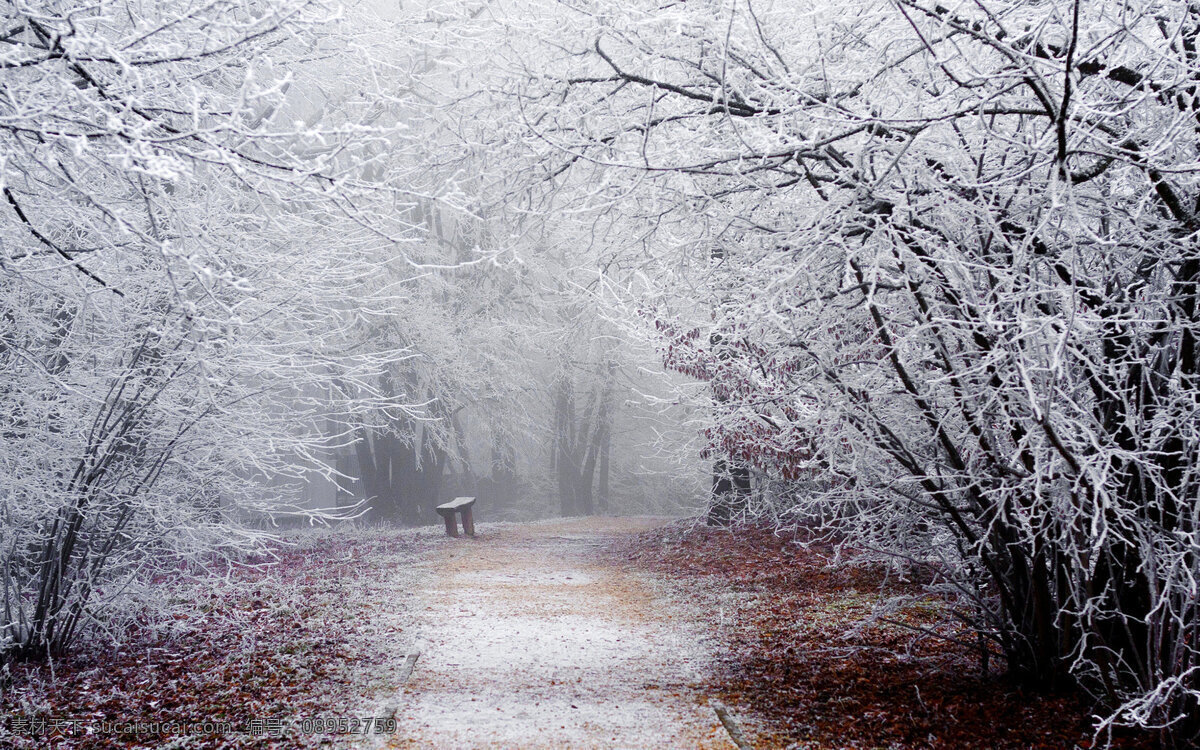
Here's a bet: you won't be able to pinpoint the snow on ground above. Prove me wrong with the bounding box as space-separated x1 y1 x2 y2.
379 516 730 749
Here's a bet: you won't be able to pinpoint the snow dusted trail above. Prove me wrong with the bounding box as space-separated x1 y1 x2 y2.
382 516 729 749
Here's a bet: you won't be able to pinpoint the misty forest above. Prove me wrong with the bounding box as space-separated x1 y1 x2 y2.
1 0 1199 748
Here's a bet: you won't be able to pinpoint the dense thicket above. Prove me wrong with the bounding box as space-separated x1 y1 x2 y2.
511 0 1200 743
0 0 426 660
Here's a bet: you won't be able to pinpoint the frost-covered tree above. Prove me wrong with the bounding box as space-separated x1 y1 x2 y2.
0 0 445 659
504 0 1200 743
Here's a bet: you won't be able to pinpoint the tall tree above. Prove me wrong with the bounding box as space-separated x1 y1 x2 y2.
0 0 439 659
503 0 1200 742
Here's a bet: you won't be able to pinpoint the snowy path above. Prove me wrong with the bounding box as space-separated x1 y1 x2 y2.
382 517 729 749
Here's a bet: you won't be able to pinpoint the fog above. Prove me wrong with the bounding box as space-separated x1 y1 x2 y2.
3 0 1199 745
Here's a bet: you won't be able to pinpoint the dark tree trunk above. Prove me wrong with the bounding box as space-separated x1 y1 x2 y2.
596 421 610 513
351 424 446 525
555 377 581 516
554 368 616 517
708 459 750 526
706 320 749 525
352 427 384 522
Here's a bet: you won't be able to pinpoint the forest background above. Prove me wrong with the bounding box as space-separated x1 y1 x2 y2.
1 0 1198 745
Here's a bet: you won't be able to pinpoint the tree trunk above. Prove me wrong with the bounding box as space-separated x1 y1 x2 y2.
555 377 581 516
708 459 750 526
596 423 610 513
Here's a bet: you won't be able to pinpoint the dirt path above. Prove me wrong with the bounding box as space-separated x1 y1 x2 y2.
383 517 729 749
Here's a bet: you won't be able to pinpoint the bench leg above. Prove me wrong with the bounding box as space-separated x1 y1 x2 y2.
461 507 475 537
441 512 459 537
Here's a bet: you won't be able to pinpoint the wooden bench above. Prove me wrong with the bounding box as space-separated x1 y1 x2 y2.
435 496 476 537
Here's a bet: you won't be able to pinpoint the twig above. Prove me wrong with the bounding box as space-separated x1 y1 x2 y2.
4 187 124 296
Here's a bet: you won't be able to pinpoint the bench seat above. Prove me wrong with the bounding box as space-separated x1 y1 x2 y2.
435 496 476 537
